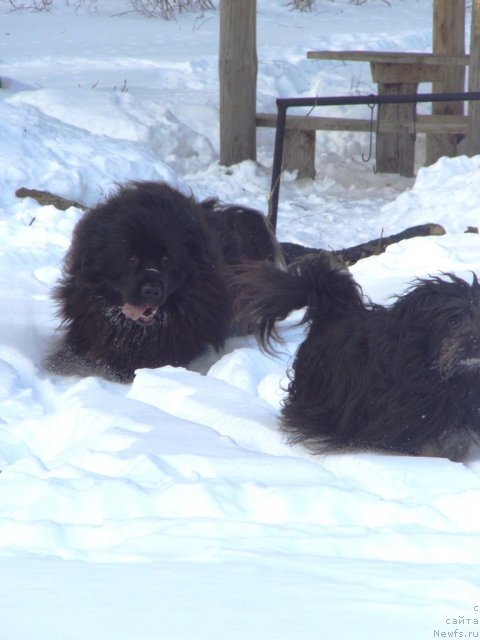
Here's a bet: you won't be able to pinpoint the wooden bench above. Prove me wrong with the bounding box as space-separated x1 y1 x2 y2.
260 50 470 178
309 51 470 177
256 111 469 179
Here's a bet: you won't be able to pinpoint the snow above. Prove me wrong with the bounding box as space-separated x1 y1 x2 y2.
1 0 480 638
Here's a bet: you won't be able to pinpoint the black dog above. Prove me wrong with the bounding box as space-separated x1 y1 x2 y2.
238 253 480 461
45 181 283 382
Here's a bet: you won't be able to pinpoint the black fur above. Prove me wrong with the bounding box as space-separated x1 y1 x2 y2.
238 254 480 461
45 181 281 382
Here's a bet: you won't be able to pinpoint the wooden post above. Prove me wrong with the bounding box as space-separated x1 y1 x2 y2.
374 81 417 177
426 0 466 165
283 130 316 178
468 0 480 155
219 0 257 166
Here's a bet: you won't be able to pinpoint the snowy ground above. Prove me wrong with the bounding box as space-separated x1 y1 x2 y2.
1 1 480 638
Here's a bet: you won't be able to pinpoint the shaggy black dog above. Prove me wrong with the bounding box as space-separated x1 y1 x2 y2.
238 253 480 461
45 181 283 382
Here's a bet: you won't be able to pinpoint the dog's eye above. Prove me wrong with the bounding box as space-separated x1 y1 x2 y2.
160 256 169 265
129 255 139 266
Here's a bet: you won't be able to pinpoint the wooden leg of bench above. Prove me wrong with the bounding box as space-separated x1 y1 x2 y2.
283 130 316 179
375 83 416 178
397 85 416 178
375 86 400 174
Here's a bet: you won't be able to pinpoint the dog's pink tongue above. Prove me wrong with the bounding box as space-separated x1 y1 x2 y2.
121 303 149 321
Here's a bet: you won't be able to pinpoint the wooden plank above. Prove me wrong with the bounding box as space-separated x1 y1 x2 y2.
370 62 445 84
426 0 466 165
256 113 373 131
219 0 257 166
416 115 469 133
468 0 480 155
256 113 468 134
307 50 469 66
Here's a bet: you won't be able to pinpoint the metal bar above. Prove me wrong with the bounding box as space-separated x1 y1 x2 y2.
267 103 287 231
276 90 480 109
267 91 480 230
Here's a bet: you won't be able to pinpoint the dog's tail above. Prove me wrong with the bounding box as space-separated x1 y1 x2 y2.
235 252 364 351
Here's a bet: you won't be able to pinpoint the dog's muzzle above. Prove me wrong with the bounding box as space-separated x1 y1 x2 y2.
458 336 480 368
458 357 480 370
120 269 167 325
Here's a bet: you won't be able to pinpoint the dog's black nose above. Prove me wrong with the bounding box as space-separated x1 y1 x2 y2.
141 282 163 305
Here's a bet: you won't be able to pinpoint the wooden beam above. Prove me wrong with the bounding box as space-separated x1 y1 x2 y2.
426 0 466 165
307 50 469 66
256 113 469 134
219 0 257 166
468 0 480 155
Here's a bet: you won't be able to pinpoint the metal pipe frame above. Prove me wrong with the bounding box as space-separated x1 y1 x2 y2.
267 91 480 231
